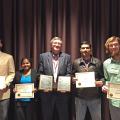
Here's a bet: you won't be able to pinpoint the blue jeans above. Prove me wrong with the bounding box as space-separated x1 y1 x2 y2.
0 99 9 120
75 97 101 120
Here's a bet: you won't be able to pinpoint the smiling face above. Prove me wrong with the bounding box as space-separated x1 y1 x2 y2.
51 37 62 55
21 58 31 71
108 40 120 57
80 43 91 59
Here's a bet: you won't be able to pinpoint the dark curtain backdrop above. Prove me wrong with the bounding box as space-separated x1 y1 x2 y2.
1 0 120 120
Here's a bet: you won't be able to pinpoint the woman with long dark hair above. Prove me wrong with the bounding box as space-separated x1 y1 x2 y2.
12 57 38 120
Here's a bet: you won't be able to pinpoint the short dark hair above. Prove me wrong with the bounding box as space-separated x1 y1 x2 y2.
0 39 4 44
0 39 4 51
80 41 91 48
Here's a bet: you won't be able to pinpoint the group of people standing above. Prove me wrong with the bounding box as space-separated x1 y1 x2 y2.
0 36 120 120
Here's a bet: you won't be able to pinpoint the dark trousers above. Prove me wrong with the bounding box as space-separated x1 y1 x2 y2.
40 92 70 120
14 101 37 120
109 103 120 120
0 99 9 120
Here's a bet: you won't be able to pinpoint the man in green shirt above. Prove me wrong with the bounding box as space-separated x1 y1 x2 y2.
103 36 120 120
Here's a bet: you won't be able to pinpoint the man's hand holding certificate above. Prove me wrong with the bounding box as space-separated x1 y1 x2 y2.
107 82 120 100
75 72 95 88
39 75 53 91
57 76 71 92
15 83 34 99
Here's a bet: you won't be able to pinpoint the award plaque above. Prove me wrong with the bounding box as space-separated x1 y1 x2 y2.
39 75 53 91
0 76 6 89
75 72 95 88
107 82 120 100
15 83 34 99
57 76 71 92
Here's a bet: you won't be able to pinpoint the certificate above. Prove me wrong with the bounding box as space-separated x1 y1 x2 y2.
39 75 53 91
15 83 34 99
57 76 71 92
107 82 120 100
75 72 95 88
0 76 6 89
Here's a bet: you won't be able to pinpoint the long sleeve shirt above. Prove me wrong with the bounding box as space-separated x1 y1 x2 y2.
104 58 120 108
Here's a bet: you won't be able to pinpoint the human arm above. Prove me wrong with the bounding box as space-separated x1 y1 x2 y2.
95 59 104 87
5 55 15 87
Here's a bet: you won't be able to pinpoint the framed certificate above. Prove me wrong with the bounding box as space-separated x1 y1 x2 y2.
57 76 71 92
75 72 95 88
39 75 53 91
0 76 6 89
107 82 120 100
15 83 34 99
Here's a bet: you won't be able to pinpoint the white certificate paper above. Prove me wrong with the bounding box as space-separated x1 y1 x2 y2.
75 72 95 88
57 76 71 92
15 83 34 99
107 82 120 100
0 76 6 89
39 75 53 91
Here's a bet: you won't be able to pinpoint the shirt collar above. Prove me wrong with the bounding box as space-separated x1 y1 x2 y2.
80 57 96 66
111 57 120 63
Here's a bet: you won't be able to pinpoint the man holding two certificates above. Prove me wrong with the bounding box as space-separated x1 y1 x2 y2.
38 37 72 120
103 36 120 120
72 41 104 120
